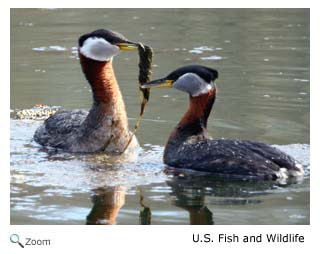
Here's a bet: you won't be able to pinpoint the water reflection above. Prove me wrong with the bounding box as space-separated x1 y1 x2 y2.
139 192 152 225
164 169 301 225
168 178 214 225
86 186 126 225
86 186 152 225
85 169 299 225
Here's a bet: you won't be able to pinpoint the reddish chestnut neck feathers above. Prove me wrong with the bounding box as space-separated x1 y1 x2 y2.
166 87 216 145
179 88 216 128
80 54 124 104
78 53 131 144
79 53 128 117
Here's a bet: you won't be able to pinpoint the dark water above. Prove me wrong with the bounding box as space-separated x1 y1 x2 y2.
10 9 310 224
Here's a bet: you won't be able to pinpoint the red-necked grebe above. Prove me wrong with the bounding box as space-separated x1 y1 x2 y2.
142 65 304 180
34 29 140 153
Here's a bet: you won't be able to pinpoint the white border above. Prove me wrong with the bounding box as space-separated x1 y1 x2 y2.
2 1 318 253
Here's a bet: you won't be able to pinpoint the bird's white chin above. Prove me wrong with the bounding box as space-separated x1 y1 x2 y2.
80 37 120 61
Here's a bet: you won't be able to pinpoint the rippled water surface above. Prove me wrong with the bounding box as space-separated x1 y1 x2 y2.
11 9 310 224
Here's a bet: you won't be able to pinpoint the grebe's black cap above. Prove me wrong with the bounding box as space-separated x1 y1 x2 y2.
78 29 139 50
166 65 218 84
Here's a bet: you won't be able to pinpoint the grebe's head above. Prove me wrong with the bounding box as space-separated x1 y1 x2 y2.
142 65 218 97
78 29 138 62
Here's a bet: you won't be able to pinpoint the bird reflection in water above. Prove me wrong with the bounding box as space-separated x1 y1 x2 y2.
172 189 214 225
86 186 126 225
86 186 152 225
166 171 214 225
139 190 152 225
164 168 288 225
85 169 292 225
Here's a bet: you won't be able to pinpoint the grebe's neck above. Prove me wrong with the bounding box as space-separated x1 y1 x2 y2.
80 53 128 120
80 54 124 105
77 54 132 152
167 88 216 145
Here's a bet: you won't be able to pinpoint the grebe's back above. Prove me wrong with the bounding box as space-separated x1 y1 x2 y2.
164 138 303 180
34 109 87 150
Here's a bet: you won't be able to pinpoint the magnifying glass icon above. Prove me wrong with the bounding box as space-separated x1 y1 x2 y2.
10 234 24 248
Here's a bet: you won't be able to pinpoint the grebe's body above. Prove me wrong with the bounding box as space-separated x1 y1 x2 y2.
143 65 304 180
34 29 139 153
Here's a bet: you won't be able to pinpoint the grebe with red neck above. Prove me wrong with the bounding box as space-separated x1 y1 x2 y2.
34 29 139 153
142 65 304 180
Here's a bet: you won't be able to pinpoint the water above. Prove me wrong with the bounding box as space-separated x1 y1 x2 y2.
10 9 310 224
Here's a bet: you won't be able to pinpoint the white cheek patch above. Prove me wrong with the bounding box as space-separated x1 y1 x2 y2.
80 37 120 61
173 73 212 97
